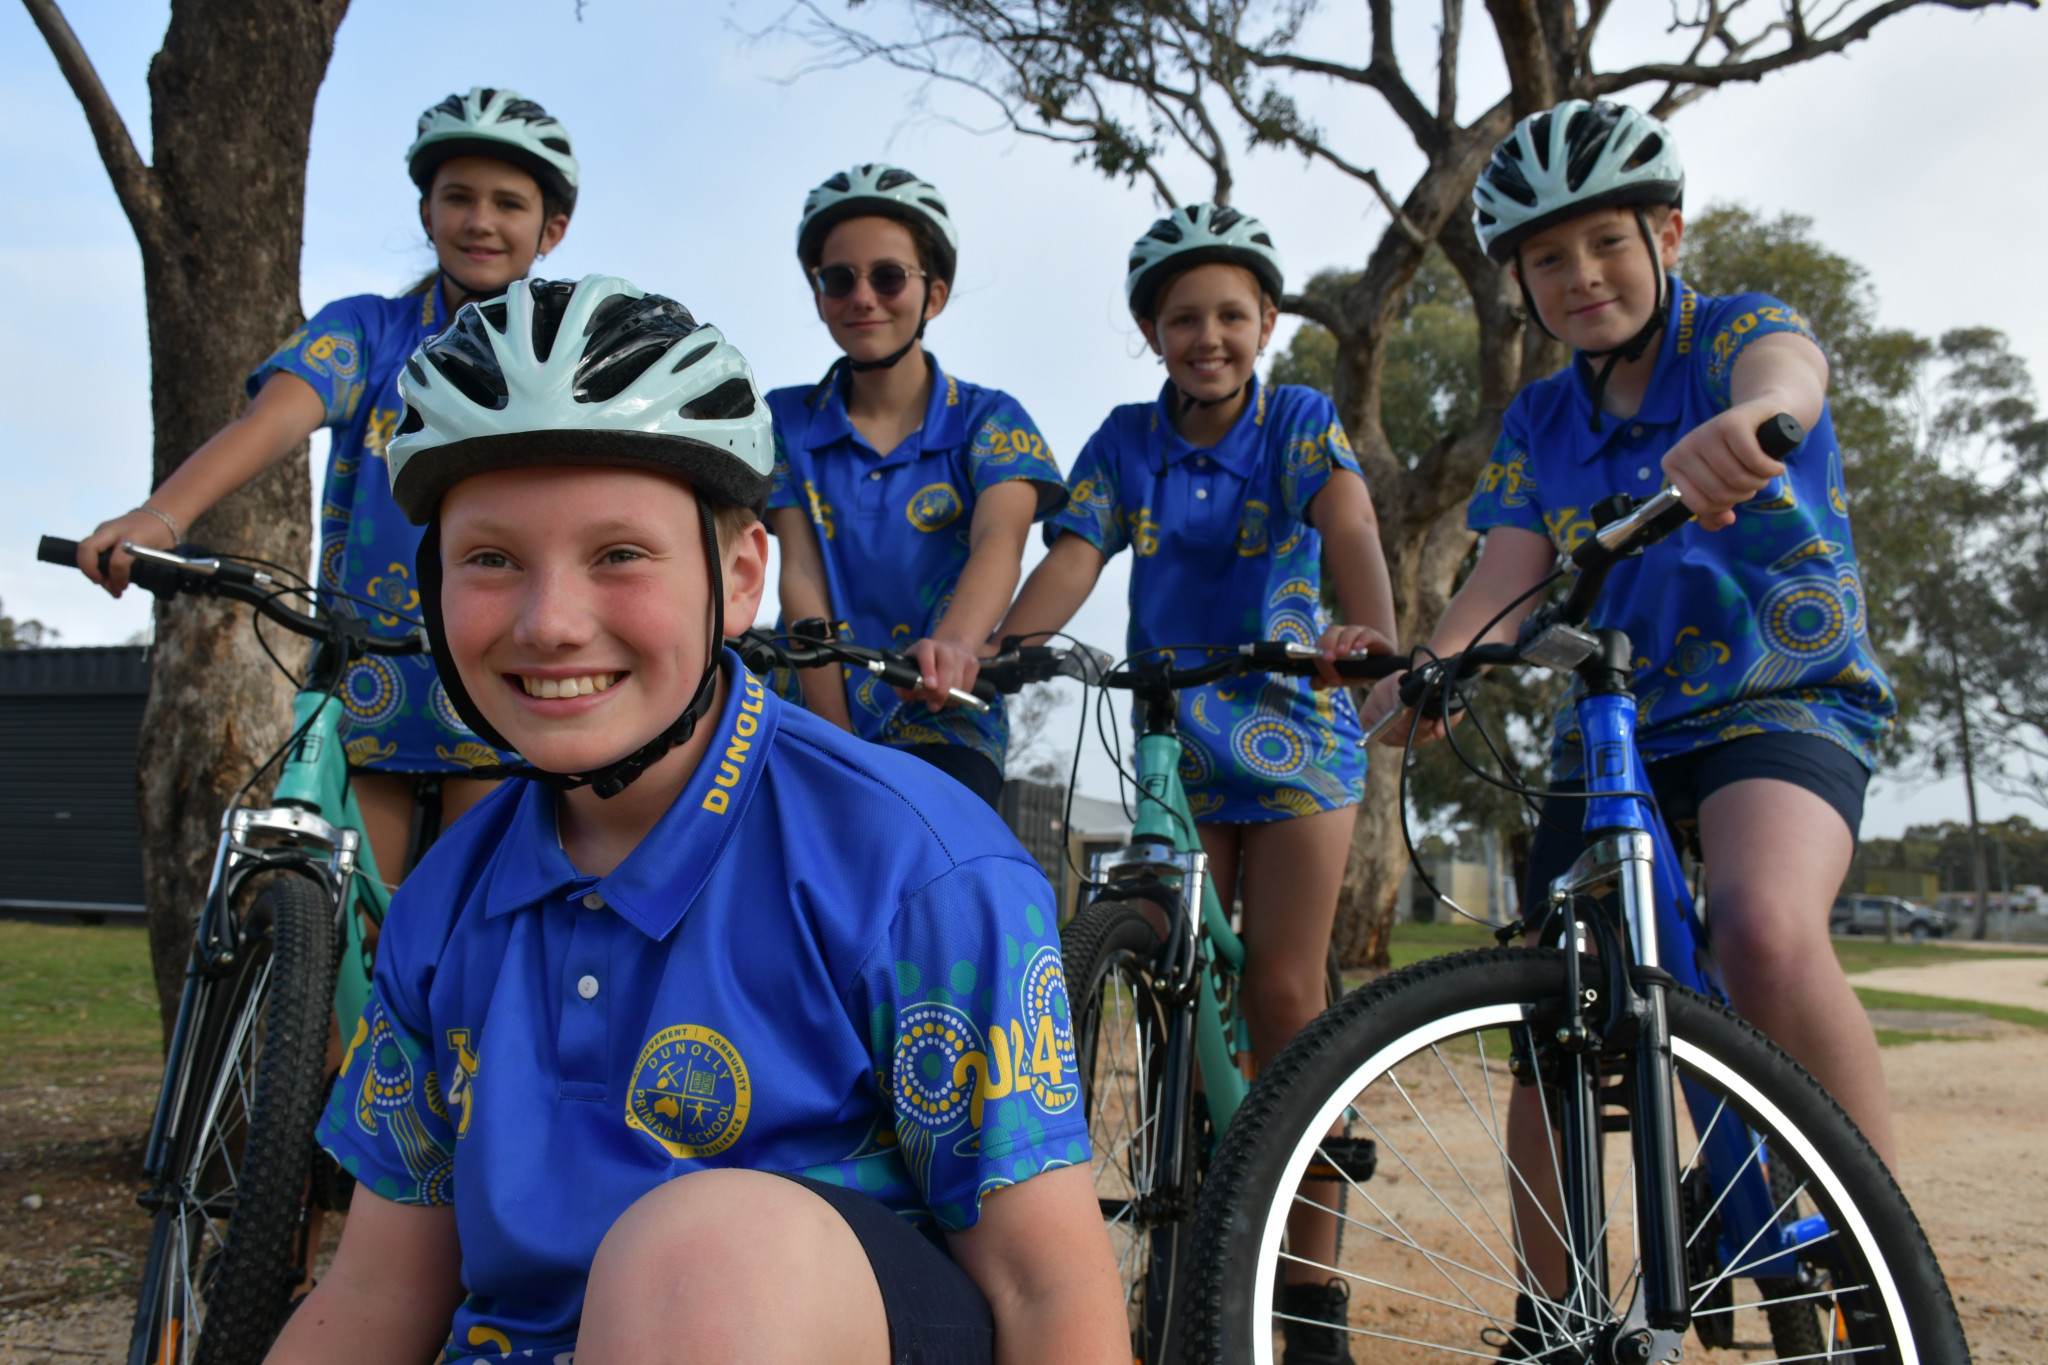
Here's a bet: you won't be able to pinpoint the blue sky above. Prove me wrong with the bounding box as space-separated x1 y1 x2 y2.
3 0 2043 834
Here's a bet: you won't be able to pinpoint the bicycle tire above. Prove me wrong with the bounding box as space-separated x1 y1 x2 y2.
128 875 337 1365
1180 948 1967 1365
1064 897 1198 1365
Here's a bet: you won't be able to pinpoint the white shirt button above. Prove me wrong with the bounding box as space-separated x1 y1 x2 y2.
1629 424 1646 439
869 470 882 481
577 974 600 1000
1638 468 1652 480
582 892 604 910
1197 456 1210 466
1195 488 1209 500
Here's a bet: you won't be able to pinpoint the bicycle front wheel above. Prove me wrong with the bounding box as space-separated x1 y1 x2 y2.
1181 948 1967 1365
129 875 337 1365
1065 897 1203 1365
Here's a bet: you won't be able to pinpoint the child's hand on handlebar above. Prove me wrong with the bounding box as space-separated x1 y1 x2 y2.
78 508 178 597
1661 401 1792 532
1313 623 1395 691
902 636 984 709
1357 669 1460 748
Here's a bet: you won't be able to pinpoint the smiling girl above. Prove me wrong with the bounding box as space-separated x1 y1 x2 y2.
77 87 579 882
764 165 1065 807
997 203 1398 1365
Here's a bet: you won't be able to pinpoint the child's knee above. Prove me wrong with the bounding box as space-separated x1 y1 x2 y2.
595 1169 828 1277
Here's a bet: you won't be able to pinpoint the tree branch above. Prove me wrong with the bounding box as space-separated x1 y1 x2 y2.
1247 47 1439 153
1281 290 1349 340
20 0 162 247
1438 0 1463 125
1599 0 2032 98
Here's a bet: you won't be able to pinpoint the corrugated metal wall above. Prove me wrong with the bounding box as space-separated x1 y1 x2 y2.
0 647 149 913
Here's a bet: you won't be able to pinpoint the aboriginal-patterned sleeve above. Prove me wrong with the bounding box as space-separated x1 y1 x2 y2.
965 396 1067 518
315 979 456 1207
245 296 371 429
1041 421 1128 557
1698 292 1818 412
1465 419 1549 539
1276 390 1366 522
848 854 1089 1233
766 419 801 513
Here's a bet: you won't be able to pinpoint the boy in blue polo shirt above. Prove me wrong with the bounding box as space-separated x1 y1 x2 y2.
766 165 1065 808
1359 100 1899 1345
267 276 1124 1365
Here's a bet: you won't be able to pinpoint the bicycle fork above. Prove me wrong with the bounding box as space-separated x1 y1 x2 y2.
1543 833 1689 1364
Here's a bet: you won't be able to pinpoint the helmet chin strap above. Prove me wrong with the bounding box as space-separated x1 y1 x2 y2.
1513 207 1669 433
452 497 729 800
845 277 933 372
438 268 510 310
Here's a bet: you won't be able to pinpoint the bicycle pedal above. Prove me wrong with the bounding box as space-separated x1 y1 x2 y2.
1305 1136 1377 1184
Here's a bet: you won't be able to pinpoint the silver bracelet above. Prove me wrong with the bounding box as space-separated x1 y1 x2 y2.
135 504 181 543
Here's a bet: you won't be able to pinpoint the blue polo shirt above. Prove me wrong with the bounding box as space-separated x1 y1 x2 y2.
1466 276 1896 780
248 284 512 775
1044 379 1369 823
766 356 1065 771
315 656 1085 1362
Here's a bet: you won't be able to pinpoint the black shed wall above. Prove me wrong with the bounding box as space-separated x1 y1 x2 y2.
0 647 150 914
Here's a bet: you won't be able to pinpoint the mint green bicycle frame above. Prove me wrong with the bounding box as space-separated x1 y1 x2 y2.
1125 727 1249 1139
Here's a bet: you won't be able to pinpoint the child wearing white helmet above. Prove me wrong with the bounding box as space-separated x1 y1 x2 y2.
269 276 1127 1365
1359 99 1898 1357
998 201 1400 1365
765 164 1066 808
76 86 581 886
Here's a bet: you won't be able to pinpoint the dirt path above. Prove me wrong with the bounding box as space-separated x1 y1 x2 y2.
1853 956 2048 1013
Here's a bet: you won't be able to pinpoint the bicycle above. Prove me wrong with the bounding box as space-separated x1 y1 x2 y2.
38 535 419 1365
899 631 1401 1365
1175 415 1969 1364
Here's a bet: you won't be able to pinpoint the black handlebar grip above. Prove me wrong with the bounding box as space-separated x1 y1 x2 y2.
1757 412 1804 460
1333 653 1409 682
127 556 184 599
37 536 81 567
970 677 999 704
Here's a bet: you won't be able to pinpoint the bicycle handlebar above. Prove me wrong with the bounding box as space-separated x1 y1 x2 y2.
734 627 999 712
36 535 423 656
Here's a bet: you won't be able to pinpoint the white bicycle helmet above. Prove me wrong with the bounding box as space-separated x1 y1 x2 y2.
1125 203 1285 320
1472 100 1682 264
797 163 959 284
390 275 770 799
407 86 579 212
389 275 771 524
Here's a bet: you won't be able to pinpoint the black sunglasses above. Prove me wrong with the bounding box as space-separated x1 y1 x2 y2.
811 262 927 300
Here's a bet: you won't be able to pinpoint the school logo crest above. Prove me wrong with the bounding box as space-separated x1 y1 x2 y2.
906 482 964 533
626 1025 752 1158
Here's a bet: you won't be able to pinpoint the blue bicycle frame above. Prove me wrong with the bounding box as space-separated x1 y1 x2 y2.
1568 689 1829 1303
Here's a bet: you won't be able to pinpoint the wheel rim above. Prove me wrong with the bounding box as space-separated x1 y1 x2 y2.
1243 1003 1919 1365
147 953 274 1365
1077 949 1167 1348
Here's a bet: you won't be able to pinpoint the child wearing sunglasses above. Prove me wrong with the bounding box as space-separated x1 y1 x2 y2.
763 165 1065 808
998 204 1398 1365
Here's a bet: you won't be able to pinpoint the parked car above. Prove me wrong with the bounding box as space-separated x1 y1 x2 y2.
1829 895 1954 941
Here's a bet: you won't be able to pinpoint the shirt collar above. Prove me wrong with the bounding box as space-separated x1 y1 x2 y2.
1566 275 1694 464
800 352 967 464
1152 375 1267 475
481 651 781 939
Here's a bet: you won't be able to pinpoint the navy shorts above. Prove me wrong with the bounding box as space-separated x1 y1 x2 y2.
1523 731 1870 909
900 744 1004 810
776 1174 994 1365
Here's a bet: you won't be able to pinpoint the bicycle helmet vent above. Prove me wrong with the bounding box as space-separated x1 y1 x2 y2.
1124 202 1285 320
1473 100 1682 264
407 86 580 213
388 275 772 523
797 163 959 284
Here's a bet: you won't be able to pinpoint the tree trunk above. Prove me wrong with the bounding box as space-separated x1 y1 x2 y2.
27 0 350 1036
